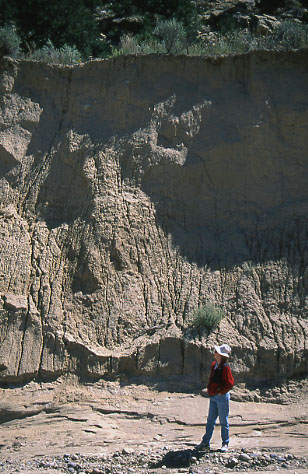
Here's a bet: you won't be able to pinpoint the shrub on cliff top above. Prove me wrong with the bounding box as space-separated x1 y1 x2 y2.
112 34 165 55
28 40 82 65
154 18 187 54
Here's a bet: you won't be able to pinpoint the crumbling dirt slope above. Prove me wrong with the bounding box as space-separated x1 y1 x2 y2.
0 51 308 385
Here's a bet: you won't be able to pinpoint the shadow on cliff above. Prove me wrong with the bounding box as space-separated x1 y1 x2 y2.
6 56 308 269
34 150 94 227
140 154 308 270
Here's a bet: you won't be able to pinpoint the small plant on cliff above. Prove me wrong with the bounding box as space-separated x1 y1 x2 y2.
153 18 187 54
114 34 142 55
0 25 21 58
27 40 82 65
113 33 165 56
191 303 225 331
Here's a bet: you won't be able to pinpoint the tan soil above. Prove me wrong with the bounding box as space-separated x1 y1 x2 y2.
0 378 307 472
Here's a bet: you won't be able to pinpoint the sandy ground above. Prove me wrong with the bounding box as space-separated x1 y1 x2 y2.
0 377 307 472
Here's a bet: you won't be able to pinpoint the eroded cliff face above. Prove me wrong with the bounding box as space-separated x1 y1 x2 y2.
0 51 308 385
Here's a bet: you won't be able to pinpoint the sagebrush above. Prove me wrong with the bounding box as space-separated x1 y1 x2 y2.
27 40 82 65
153 18 187 54
191 304 225 330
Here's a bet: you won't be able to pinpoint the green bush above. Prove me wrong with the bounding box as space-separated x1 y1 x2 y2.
28 40 81 65
0 25 20 58
191 303 225 331
154 18 187 54
56 44 82 64
271 20 308 49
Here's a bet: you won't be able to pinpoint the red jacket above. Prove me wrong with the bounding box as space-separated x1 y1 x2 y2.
207 361 234 396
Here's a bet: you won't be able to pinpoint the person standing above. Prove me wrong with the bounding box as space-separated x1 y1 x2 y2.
195 344 234 453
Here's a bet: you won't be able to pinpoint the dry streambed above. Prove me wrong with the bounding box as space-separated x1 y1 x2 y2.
0 378 307 474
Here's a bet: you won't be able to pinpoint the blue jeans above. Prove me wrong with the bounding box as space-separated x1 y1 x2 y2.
202 393 230 446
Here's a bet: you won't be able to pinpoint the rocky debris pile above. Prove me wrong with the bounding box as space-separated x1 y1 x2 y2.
158 447 307 472
222 450 304 471
0 447 307 473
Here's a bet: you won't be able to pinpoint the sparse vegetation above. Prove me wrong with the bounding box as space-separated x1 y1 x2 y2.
112 34 165 56
111 19 308 57
191 303 225 331
272 20 308 49
27 40 82 65
189 21 308 56
1 1 308 62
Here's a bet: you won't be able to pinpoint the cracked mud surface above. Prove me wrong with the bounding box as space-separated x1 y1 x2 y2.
0 378 307 473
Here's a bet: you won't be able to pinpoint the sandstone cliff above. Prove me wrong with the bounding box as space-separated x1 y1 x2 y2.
0 51 308 386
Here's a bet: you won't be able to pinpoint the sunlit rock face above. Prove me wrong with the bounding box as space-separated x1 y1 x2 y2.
0 51 307 385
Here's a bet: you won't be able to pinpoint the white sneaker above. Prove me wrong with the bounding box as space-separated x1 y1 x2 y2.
220 443 228 453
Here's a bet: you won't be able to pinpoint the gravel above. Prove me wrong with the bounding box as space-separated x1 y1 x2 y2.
0 446 307 473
